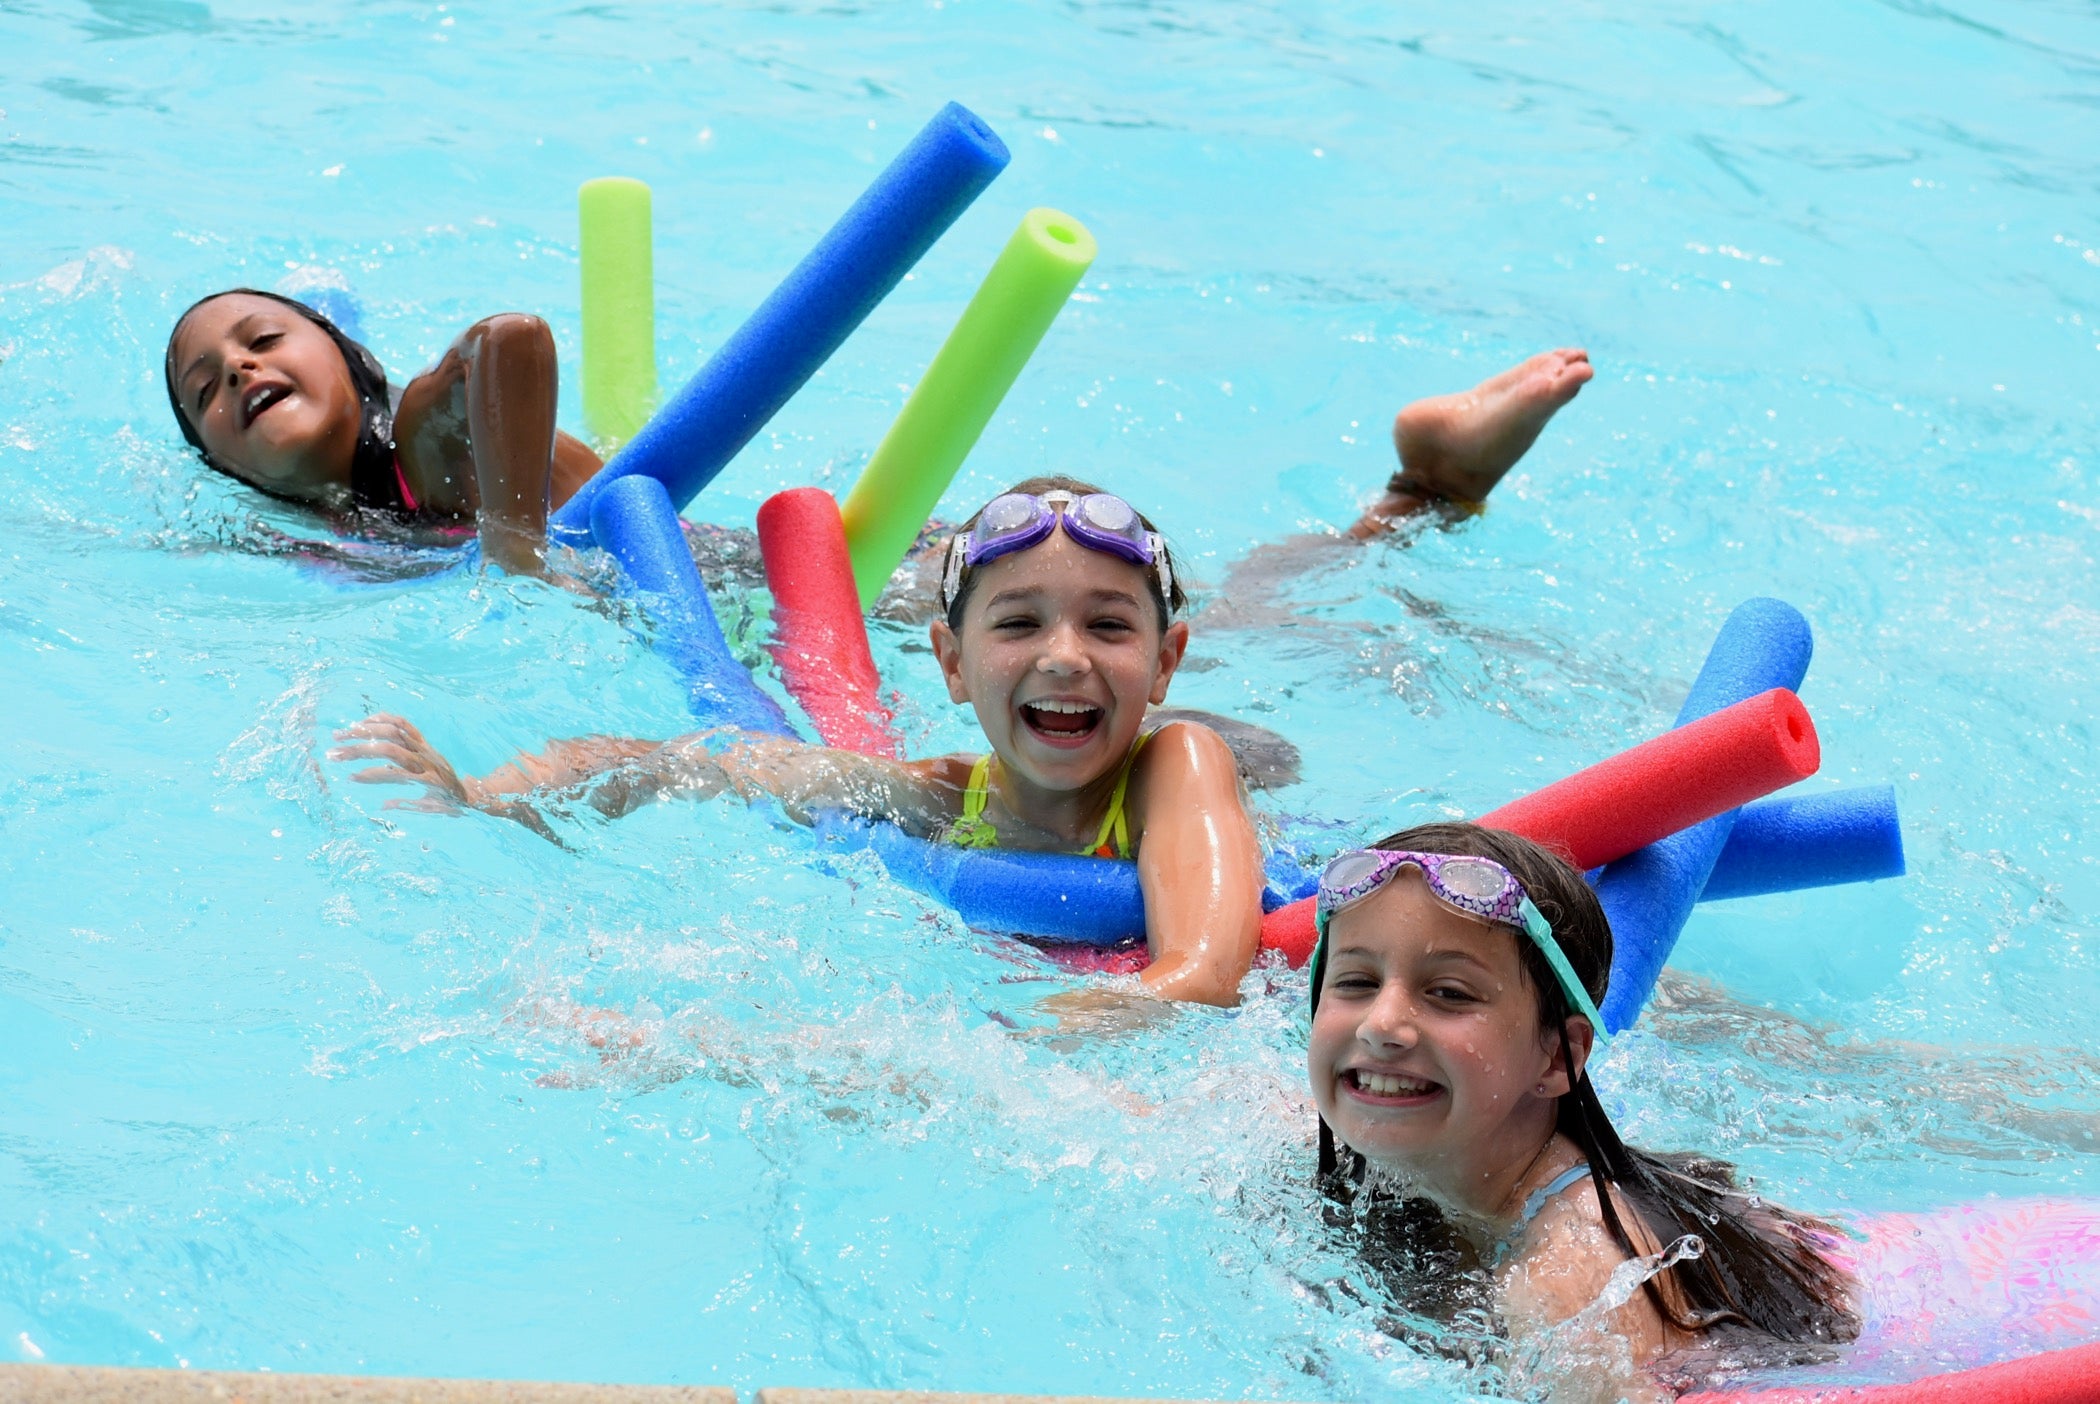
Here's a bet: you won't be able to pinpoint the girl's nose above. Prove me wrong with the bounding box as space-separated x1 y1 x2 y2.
1034 622 1091 675
1359 988 1420 1050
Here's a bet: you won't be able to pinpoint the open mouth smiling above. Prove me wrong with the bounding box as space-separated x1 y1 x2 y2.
1344 1068 1444 1103
1019 698 1104 746
241 383 292 428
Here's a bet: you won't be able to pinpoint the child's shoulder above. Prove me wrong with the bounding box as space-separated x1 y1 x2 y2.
1141 707 1300 792
1502 1175 1690 1362
1131 714 1241 786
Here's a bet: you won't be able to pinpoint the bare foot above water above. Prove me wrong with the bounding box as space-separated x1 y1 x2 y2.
1351 347 1593 538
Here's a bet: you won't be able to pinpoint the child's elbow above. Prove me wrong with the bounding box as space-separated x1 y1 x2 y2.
467 313 555 357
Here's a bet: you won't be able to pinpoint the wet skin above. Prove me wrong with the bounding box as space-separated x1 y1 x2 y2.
1309 871 1591 1218
169 295 366 508
170 294 602 573
930 530 1186 848
333 524 1267 1008
927 531 1265 1005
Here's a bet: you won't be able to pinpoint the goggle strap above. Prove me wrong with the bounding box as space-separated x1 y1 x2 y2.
1519 899 1609 1042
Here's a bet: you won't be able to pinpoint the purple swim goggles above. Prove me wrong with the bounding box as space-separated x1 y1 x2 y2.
1312 848 1608 1039
940 490 1174 616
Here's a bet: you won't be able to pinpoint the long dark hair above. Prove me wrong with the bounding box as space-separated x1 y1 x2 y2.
164 289 408 515
1310 821 1859 1345
942 474 1188 631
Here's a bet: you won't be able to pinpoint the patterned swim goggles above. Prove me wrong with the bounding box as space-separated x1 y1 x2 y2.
941 490 1174 615
1312 848 1608 1039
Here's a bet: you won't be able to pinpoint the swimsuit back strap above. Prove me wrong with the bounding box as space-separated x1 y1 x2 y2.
1517 1162 1593 1230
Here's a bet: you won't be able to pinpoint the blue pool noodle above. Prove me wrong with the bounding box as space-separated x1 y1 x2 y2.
824 816 1151 945
553 103 1012 543
828 785 1895 947
1595 598 1814 1033
1699 784 1903 901
590 475 794 737
585 546 1894 950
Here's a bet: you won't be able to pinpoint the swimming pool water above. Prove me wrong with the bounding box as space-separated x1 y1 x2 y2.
2 0 2096 1397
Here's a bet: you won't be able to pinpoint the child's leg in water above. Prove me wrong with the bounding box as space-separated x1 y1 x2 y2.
678 350 1589 630
1201 349 1591 629
1355 347 1593 536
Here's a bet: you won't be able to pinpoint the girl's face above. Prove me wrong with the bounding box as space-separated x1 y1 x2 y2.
930 529 1187 795
168 294 364 504
1310 871 1580 1206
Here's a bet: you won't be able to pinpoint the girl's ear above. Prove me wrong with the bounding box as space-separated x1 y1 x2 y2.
1536 1016 1596 1098
1147 619 1191 706
929 619 971 704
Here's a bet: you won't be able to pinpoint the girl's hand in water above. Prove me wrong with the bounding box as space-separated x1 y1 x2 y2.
329 713 480 811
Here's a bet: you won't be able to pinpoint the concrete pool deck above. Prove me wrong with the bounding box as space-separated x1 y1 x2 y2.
0 1367 1238 1404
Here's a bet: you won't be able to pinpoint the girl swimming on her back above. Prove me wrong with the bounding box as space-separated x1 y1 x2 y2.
163 289 602 574
164 284 1593 599
1304 821 1858 1400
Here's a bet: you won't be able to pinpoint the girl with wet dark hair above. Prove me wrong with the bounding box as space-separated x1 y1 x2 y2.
163 289 602 573
1305 821 1858 1399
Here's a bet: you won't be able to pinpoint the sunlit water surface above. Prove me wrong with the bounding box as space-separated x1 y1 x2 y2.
2 0 2097 1397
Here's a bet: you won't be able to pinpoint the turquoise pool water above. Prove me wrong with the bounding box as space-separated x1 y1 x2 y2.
2 0 2097 1396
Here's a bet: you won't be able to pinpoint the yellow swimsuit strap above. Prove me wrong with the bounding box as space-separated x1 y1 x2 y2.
951 735 1150 858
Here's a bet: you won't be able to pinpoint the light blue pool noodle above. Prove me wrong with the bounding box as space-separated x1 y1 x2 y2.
276 269 366 344
1700 784 1904 901
1594 598 1814 1033
298 286 366 346
588 475 793 738
552 103 1011 543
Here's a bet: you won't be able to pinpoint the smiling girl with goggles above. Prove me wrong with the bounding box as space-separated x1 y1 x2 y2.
940 489 1175 618
1312 847 1609 1039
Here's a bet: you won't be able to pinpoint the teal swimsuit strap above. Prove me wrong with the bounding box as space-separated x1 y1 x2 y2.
1516 1162 1592 1230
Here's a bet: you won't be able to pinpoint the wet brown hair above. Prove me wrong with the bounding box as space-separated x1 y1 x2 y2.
942 475 1188 632
1312 821 1860 1347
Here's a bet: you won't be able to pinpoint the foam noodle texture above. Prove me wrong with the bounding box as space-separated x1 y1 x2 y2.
598 540 1876 961
1475 688 1819 870
757 488 899 757
1680 1341 2100 1404
589 476 793 738
840 206 1098 603
277 268 366 345
1596 597 1814 1031
579 177 658 449
1258 678 1824 967
1255 787 1899 970
1702 784 1903 901
823 815 1148 945
554 103 1010 541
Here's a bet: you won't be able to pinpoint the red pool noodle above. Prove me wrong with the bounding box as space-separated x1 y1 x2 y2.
1679 1341 2100 1404
1477 687 1818 869
1258 688 1819 967
756 488 900 758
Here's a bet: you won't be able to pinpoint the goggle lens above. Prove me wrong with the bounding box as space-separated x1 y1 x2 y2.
943 490 1174 615
977 493 1042 535
1437 856 1510 901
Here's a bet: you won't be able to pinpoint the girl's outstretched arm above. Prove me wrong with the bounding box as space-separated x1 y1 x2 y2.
1124 720 1265 1006
329 713 963 831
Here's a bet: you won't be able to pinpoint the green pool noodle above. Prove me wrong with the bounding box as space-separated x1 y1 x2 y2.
841 206 1097 604
579 177 658 449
